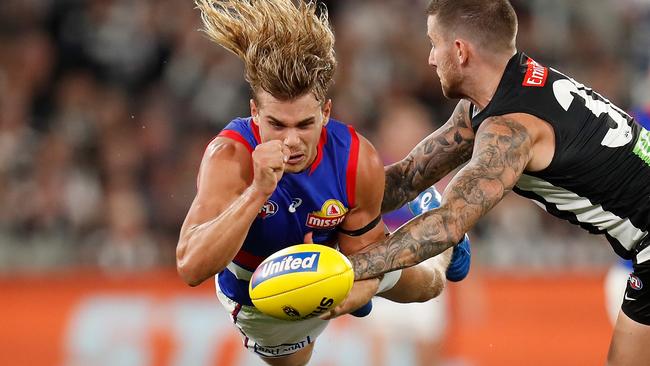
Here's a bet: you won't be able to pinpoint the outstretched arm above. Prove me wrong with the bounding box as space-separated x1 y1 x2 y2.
382 100 475 213
336 133 387 255
353 114 534 280
326 132 453 318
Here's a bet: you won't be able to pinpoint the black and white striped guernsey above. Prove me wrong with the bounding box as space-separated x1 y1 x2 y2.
470 51 650 261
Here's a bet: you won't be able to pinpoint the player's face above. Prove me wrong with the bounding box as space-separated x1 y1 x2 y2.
251 90 331 173
427 15 463 98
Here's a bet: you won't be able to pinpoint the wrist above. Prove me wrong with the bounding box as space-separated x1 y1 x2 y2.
244 185 273 214
246 184 272 202
371 275 382 292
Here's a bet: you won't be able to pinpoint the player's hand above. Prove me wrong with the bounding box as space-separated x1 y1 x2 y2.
319 277 379 320
251 140 291 196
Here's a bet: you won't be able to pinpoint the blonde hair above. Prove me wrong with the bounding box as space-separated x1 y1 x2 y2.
196 0 336 104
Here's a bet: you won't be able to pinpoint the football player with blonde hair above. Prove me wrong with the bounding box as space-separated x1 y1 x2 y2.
176 1 468 365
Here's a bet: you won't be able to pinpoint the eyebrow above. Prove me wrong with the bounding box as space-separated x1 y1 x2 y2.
267 116 315 126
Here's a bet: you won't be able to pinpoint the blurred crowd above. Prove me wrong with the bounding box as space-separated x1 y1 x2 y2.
0 0 649 272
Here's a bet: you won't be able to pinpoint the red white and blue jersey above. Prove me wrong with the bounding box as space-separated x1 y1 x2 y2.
213 117 360 305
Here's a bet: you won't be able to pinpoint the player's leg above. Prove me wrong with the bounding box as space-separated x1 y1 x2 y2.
607 311 650 365
378 248 451 303
260 343 315 366
603 259 633 325
606 249 650 366
379 185 472 303
407 186 472 283
216 281 328 366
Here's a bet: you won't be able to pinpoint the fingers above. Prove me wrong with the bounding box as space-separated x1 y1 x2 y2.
303 231 313 243
319 310 333 320
270 141 289 169
253 140 289 171
281 144 290 163
318 278 379 320
319 306 343 320
251 140 290 195
270 141 290 168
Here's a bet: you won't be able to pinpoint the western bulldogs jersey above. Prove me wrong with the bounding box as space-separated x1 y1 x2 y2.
470 51 650 260
214 117 360 305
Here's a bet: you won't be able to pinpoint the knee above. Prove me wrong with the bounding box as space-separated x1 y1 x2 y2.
416 274 445 302
429 275 446 299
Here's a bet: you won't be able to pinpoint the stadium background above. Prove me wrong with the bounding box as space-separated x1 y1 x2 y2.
1 0 649 365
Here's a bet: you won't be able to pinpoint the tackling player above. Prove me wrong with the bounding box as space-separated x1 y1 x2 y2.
349 1 650 364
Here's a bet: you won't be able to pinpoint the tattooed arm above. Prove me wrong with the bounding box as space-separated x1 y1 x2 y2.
382 100 475 213
353 114 535 279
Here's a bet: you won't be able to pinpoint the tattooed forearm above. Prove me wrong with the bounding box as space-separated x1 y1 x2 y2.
381 157 415 213
381 101 474 213
450 116 532 220
355 115 533 279
351 208 459 279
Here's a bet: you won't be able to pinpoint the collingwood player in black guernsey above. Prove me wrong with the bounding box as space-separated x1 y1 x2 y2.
345 0 650 364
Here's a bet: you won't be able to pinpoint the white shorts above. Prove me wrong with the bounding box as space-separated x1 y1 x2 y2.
215 278 329 358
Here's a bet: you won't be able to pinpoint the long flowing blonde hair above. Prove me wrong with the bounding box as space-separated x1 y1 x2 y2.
195 0 336 103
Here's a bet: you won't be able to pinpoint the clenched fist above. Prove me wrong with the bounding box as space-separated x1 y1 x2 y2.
251 140 291 196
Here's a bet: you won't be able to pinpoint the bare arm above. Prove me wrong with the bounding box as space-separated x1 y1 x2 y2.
353 115 534 280
382 100 475 213
337 134 387 255
176 137 287 286
324 133 452 317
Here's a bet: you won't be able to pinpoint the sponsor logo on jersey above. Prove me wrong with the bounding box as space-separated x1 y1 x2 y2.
306 199 348 229
629 274 643 290
250 252 320 288
259 200 278 219
252 340 309 357
633 128 650 165
523 57 548 87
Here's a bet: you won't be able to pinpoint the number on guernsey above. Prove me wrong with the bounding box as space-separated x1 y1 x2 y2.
552 74 633 148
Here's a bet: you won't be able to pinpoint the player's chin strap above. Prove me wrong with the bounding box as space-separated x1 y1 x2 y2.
337 214 382 237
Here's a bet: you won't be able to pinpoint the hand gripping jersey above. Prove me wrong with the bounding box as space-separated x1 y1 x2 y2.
214 117 360 305
470 52 650 261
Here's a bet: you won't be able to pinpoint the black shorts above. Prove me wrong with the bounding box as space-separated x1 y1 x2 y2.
621 238 650 325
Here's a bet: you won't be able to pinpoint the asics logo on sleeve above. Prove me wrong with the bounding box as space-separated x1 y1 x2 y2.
288 198 303 213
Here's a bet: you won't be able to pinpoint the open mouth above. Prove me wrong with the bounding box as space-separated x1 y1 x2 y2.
287 153 305 165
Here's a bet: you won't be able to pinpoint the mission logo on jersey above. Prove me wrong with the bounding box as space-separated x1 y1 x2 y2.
306 199 348 229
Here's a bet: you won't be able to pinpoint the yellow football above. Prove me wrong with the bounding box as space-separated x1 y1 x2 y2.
248 244 354 321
